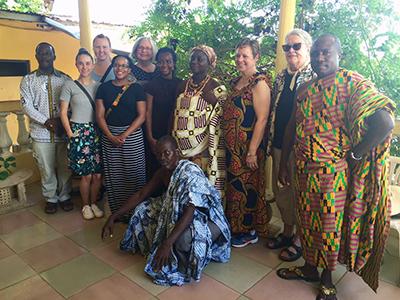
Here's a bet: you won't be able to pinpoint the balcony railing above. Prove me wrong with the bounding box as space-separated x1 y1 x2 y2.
0 110 30 155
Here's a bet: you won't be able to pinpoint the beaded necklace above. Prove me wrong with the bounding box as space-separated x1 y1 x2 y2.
183 74 211 97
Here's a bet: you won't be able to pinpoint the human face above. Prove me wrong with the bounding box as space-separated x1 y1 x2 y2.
284 34 309 71
113 57 131 80
190 50 210 75
157 141 179 170
35 44 55 71
135 39 154 63
76 54 94 78
93 38 111 62
235 46 258 75
157 52 174 78
310 36 340 78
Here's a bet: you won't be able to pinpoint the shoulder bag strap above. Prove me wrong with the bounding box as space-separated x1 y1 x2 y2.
74 80 96 111
100 64 113 83
105 83 131 119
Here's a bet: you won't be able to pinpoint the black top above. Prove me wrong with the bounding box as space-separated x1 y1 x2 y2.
272 71 298 149
144 76 182 139
96 81 146 127
132 65 160 85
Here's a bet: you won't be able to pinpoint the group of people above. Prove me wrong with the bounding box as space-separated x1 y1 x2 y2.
20 28 395 300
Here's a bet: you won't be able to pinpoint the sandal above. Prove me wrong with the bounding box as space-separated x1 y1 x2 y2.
266 233 293 249
279 243 302 262
276 266 320 282
316 284 337 300
59 199 74 212
44 202 57 214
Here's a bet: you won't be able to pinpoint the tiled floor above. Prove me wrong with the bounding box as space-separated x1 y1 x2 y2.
0 183 399 299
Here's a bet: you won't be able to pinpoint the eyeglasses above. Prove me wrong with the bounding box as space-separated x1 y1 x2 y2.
113 63 130 69
282 43 302 52
137 46 152 52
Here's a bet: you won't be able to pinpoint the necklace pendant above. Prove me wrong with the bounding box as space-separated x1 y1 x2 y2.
181 96 190 109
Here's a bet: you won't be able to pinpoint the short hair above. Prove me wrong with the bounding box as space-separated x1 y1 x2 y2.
235 38 260 58
130 37 158 62
111 54 135 69
285 28 313 50
316 34 343 55
157 135 178 150
156 47 178 65
75 48 94 63
35 42 55 55
93 34 111 48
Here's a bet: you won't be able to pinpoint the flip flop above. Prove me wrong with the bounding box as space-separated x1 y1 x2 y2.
316 284 337 300
276 266 320 282
279 243 302 262
266 233 293 249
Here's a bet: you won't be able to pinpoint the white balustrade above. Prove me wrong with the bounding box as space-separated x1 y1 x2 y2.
0 112 12 155
14 111 31 151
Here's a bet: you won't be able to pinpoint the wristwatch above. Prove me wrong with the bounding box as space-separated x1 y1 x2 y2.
350 151 362 161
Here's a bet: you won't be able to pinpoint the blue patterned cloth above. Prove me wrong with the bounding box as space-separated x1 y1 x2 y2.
120 160 231 286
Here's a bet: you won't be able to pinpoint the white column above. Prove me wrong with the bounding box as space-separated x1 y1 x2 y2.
14 111 31 152
0 112 12 155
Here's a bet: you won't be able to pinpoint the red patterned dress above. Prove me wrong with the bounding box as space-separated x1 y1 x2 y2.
223 72 271 236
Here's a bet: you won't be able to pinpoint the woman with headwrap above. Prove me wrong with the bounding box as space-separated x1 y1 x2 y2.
172 45 227 196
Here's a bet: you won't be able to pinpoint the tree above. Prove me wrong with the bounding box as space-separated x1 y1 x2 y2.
301 0 400 114
128 0 399 112
127 0 282 82
0 0 44 13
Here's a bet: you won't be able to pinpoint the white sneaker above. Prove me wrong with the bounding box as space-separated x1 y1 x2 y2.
82 205 94 220
91 203 104 218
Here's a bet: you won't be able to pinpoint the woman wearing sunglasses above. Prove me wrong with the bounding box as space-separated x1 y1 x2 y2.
265 29 315 261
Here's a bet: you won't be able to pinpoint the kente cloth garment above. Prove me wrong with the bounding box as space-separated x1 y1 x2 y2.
223 72 272 236
120 160 231 286
294 68 395 291
266 63 315 156
172 82 227 194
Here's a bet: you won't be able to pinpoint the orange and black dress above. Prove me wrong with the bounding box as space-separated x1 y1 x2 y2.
223 72 271 236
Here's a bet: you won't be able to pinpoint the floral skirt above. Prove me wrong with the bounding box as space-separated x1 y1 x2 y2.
67 122 102 176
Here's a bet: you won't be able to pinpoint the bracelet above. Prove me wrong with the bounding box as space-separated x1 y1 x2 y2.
350 151 362 161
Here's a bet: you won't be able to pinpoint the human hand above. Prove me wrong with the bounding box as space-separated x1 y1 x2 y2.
108 135 124 147
101 216 115 240
278 164 290 187
116 134 126 146
149 138 158 155
246 153 259 170
152 241 172 271
44 118 58 132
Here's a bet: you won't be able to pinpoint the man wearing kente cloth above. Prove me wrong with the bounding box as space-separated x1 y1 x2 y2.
276 34 395 300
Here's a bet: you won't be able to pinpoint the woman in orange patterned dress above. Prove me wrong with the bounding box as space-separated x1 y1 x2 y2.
223 38 272 248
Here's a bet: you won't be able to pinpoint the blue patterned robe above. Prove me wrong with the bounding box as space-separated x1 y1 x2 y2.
120 160 231 286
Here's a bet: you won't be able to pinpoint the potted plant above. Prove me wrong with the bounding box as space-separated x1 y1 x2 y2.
0 155 16 181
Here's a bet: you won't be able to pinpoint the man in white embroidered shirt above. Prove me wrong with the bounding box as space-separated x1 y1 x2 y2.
20 42 73 214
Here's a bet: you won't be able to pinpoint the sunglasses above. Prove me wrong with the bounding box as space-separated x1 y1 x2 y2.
282 43 302 52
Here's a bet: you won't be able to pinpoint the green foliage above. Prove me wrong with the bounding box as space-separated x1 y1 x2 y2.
128 0 399 115
127 0 281 82
301 0 400 115
0 0 43 13
0 155 16 181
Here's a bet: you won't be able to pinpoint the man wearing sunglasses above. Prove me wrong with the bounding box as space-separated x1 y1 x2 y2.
277 34 395 300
